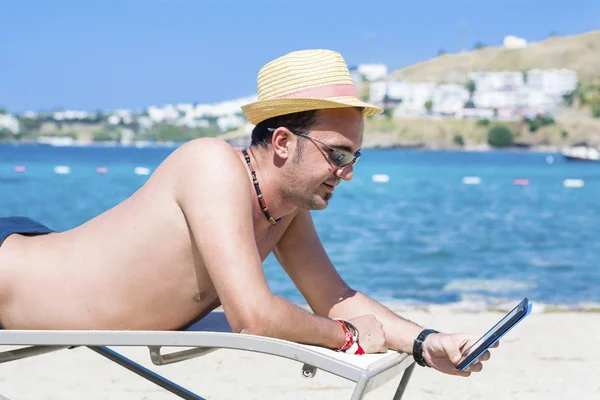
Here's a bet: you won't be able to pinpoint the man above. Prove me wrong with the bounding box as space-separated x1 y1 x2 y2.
0 49 492 376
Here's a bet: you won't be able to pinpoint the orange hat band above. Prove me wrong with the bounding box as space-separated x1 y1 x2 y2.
274 83 358 100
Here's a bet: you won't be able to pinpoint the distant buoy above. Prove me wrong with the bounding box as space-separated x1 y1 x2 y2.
563 179 584 188
95 167 109 174
546 155 554 164
12 165 26 173
372 174 390 183
513 179 530 186
462 176 481 185
134 167 151 176
54 166 71 175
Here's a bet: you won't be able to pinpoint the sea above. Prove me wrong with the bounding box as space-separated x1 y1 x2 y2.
1 143 599 311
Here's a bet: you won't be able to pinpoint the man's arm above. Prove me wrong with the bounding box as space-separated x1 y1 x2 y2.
170 139 345 349
275 209 491 376
274 209 423 353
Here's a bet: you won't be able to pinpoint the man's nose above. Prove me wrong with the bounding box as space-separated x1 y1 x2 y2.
335 163 354 181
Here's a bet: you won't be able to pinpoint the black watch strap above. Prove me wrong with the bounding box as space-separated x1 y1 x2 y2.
413 329 439 367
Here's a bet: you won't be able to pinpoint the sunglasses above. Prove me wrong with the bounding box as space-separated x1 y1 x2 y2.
267 128 361 168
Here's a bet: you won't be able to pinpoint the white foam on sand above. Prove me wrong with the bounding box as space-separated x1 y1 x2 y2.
443 279 537 293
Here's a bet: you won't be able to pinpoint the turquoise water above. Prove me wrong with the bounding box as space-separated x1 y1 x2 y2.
1 143 599 308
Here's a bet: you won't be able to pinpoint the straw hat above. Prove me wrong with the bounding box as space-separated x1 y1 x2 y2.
241 49 383 125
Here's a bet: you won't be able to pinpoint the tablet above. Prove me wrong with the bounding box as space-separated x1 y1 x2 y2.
456 298 532 372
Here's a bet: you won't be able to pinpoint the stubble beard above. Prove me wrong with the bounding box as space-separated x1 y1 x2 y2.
286 183 329 210
287 145 330 210
281 174 330 211
307 191 329 210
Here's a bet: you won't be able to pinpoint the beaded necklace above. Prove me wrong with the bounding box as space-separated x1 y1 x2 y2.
242 148 280 226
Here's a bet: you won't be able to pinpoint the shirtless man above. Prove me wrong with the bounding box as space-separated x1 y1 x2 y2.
0 49 493 376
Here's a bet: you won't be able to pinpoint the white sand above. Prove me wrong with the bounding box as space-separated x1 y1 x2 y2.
1 307 599 400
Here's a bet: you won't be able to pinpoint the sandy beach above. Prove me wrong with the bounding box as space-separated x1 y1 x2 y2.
1 305 598 400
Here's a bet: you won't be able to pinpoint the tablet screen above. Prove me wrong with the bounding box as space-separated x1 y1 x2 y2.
463 304 522 358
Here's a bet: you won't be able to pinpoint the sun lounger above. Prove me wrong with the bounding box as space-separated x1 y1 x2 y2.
0 311 415 399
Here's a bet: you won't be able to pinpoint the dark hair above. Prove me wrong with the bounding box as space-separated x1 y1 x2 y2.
250 110 319 148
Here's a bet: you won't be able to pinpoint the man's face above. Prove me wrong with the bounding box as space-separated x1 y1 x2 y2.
283 108 364 210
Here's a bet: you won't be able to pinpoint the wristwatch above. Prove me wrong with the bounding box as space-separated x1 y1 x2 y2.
413 329 439 367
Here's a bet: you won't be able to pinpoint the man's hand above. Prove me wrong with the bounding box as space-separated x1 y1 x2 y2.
422 333 498 377
349 315 388 354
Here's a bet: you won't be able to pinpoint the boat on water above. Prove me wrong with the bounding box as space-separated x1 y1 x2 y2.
561 142 600 162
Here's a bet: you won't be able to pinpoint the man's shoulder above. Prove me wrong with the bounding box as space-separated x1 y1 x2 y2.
165 138 244 174
162 138 249 196
174 137 239 160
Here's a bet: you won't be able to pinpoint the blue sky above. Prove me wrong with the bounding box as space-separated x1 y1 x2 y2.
1 0 598 113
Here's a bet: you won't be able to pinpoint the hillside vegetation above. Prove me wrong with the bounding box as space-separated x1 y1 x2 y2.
389 30 600 86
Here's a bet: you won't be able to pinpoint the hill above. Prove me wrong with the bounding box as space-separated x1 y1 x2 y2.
389 30 600 85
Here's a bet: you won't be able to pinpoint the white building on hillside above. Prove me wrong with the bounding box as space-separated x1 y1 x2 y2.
517 87 560 112
350 64 388 83
472 87 559 113
108 115 121 125
369 81 390 103
141 96 256 131
472 90 519 109
190 96 256 120
175 103 195 115
431 84 470 114
148 105 180 123
217 114 247 132
0 114 19 134
137 116 154 130
503 35 527 49
370 81 435 115
52 110 94 121
526 69 578 96
357 64 388 82
468 71 524 91
109 109 135 125
370 81 469 116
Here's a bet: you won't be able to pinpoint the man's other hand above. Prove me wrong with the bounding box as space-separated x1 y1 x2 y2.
422 333 498 376
349 315 388 353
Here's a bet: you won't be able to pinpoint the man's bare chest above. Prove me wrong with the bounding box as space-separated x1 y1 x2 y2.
253 217 292 262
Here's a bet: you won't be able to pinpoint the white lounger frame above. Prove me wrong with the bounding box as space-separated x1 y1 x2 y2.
0 312 415 400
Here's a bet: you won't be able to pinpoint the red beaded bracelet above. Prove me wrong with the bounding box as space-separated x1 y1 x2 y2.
334 319 365 355
334 319 353 352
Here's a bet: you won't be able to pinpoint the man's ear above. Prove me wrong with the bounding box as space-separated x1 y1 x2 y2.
271 127 294 161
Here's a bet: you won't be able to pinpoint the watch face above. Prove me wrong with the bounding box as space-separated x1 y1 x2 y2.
413 329 438 367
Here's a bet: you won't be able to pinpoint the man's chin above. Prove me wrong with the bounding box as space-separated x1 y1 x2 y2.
305 194 330 210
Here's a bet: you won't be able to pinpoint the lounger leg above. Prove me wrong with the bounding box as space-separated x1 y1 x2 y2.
0 346 70 363
87 346 207 400
349 374 370 400
392 362 415 400
148 346 218 365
